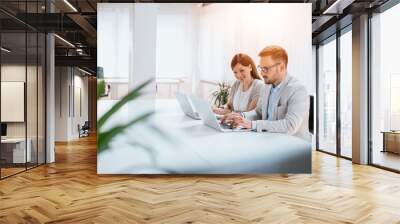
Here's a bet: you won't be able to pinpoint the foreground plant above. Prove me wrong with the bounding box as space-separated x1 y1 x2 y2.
97 79 154 153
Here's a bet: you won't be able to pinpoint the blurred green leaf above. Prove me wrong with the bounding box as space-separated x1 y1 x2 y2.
98 112 153 153
127 140 158 165
98 78 153 130
97 80 106 100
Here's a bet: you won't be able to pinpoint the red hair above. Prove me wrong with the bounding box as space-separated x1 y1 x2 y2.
231 53 261 80
258 45 288 67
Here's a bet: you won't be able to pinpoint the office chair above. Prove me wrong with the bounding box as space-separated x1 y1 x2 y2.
79 121 90 138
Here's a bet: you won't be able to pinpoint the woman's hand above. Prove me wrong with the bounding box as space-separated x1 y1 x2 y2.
213 107 230 115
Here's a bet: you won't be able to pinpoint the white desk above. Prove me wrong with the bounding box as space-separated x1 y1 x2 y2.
1 138 31 163
97 99 311 174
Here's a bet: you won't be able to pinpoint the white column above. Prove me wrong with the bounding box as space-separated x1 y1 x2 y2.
46 32 55 163
352 14 369 164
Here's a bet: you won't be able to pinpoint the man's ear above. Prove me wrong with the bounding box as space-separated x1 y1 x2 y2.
277 63 283 73
282 63 286 71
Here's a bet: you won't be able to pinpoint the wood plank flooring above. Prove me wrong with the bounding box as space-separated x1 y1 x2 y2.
0 135 400 223
1 167 26 178
373 151 400 171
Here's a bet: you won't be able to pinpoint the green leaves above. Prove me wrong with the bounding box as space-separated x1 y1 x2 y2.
97 112 153 153
97 80 106 100
98 79 153 131
211 81 231 107
97 78 154 154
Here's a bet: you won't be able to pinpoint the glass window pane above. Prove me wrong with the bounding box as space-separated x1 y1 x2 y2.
318 37 337 154
371 3 400 171
0 1 46 179
1 31 27 177
27 31 38 169
25 0 39 169
340 29 352 158
38 33 45 165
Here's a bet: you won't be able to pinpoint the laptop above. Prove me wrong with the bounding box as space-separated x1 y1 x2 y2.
190 97 250 132
176 92 201 120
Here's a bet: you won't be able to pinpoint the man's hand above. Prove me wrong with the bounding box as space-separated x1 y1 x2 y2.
213 107 230 115
221 112 252 129
220 112 240 124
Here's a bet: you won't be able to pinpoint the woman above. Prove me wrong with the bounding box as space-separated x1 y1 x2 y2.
213 53 263 115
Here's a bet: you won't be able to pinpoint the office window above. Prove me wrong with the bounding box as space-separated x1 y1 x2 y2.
27 31 38 169
1 31 28 178
340 29 352 158
97 4 132 81
38 33 46 165
156 15 186 79
390 74 400 130
0 2 46 179
371 3 400 171
155 11 198 98
318 37 337 154
155 14 188 98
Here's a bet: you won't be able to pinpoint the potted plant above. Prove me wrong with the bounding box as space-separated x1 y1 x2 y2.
210 81 231 108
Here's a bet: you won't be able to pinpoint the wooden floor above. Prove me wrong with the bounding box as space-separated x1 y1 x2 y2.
373 151 400 171
1 167 26 178
1 163 44 178
1 136 400 224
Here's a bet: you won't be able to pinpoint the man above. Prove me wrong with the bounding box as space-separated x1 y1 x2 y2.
222 45 310 141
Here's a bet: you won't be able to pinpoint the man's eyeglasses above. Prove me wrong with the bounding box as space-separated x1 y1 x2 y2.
257 63 281 73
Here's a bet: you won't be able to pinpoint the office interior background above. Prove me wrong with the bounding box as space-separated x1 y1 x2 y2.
0 0 399 177
0 0 399 223
0 0 97 179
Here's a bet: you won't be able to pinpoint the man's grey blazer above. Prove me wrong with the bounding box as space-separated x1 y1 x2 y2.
243 75 311 141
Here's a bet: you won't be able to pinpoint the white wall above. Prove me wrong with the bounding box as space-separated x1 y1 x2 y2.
55 67 68 141
71 73 89 138
79 75 89 125
54 67 89 141
197 3 313 93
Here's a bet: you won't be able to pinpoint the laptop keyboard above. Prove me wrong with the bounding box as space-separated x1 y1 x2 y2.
220 122 234 129
220 122 248 131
